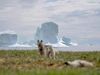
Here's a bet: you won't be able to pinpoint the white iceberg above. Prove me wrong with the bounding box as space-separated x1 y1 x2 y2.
0 30 17 47
9 43 32 47
70 42 78 46
34 22 78 47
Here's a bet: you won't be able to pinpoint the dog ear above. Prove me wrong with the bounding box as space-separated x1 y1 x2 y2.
64 61 69 65
41 40 43 43
37 40 40 43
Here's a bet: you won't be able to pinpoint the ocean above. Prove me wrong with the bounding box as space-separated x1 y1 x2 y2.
0 45 100 52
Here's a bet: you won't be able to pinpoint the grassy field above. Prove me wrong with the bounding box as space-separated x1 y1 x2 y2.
0 50 100 75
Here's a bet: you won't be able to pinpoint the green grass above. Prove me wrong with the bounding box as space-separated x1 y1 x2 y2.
0 50 100 75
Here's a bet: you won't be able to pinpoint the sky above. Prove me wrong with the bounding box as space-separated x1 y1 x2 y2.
0 0 100 45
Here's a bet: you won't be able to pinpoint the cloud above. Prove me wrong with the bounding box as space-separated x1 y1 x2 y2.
0 0 100 43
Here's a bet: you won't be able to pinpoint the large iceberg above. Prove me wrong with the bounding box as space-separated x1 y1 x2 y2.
34 22 59 44
0 31 17 47
34 22 77 47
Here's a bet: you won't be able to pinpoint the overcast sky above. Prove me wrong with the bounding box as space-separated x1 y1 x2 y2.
0 0 100 44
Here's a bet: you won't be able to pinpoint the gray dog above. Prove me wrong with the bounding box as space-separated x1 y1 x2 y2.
37 40 56 59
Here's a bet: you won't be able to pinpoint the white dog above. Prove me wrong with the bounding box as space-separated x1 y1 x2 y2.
64 60 94 67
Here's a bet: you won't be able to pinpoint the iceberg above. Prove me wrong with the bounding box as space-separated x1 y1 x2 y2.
0 31 17 47
34 22 78 47
62 36 78 46
46 42 68 47
34 22 59 44
9 43 32 47
70 42 78 46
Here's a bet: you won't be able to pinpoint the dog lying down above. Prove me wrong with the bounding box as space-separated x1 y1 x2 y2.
64 60 94 67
